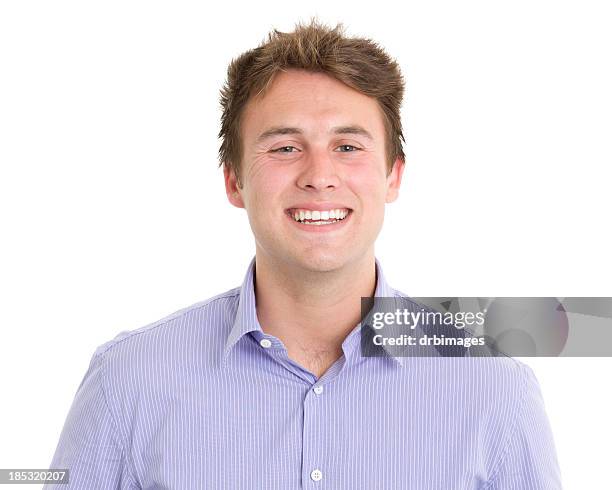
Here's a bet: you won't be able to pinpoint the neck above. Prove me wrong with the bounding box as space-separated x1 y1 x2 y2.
253 248 377 376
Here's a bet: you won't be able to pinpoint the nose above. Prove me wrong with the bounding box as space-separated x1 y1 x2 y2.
296 148 341 191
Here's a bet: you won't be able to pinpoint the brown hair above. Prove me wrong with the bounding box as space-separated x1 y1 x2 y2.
218 18 406 186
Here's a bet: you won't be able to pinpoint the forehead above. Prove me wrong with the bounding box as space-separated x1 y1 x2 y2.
241 70 385 140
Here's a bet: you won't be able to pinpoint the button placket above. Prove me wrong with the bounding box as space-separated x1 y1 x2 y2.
302 382 330 486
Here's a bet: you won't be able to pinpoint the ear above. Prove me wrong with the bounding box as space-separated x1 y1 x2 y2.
223 164 245 209
385 158 405 203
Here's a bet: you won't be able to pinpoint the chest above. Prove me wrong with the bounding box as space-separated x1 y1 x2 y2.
127 368 490 489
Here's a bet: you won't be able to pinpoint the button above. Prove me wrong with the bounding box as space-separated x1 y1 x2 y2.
313 385 324 395
310 469 323 481
259 338 272 348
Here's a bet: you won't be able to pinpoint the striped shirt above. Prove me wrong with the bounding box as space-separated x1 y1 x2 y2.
45 257 562 489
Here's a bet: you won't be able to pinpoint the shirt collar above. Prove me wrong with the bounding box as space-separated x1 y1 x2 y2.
222 256 261 360
222 256 404 367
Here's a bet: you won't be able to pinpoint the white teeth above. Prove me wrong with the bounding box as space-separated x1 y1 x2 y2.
289 207 351 224
307 220 333 226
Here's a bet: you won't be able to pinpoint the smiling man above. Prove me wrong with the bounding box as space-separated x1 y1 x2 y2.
45 20 562 489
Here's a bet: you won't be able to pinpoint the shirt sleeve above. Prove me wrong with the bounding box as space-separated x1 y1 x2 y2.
485 363 563 489
43 351 139 489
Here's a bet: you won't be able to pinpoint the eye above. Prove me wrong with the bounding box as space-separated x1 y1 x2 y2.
271 146 300 153
336 145 360 152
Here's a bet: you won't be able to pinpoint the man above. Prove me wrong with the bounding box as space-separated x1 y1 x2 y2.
46 20 562 489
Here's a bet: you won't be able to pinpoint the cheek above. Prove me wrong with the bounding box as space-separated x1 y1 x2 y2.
256 171 288 193
244 169 293 216
346 171 388 207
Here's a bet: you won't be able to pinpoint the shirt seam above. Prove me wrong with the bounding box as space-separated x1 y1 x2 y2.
481 362 529 489
99 352 141 488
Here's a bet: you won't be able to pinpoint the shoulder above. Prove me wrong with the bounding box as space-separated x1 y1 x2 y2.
387 288 536 391
454 355 535 402
408 354 533 397
90 286 241 369
402 352 535 433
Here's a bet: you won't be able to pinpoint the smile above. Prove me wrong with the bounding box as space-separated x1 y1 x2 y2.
285 207 352 228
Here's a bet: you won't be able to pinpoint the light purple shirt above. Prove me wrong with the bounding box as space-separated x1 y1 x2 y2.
45 257 562 489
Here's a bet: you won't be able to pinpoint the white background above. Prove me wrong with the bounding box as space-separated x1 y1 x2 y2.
1 1 611 488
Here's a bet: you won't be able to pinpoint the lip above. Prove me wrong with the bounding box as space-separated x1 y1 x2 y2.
285 208 353 233
285 202 353 212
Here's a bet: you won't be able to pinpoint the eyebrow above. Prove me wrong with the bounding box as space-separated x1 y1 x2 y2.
255 125 374 143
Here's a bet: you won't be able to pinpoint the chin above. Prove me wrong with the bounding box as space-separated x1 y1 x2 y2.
290 251 351 273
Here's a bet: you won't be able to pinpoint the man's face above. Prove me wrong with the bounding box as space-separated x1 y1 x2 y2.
225 69 404 273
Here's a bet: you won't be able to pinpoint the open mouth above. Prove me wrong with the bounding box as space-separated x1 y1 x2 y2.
285 208 353 227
